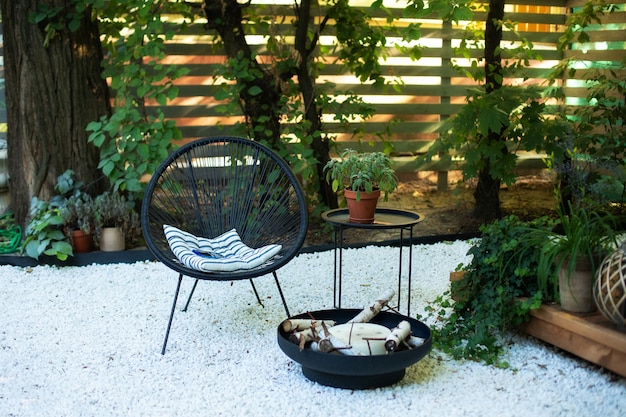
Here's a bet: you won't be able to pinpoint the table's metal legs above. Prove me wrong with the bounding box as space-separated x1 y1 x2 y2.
398 228 404 313
332 225 344 309
332 225 415 315
398 226 415 316
408 226 414 316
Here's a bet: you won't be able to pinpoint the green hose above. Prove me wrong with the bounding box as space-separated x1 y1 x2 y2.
0 212 22 254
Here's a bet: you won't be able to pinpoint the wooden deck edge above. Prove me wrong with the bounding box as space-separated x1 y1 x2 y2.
518 304 626 378
524 301 626 351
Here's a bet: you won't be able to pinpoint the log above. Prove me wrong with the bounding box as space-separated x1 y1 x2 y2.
317 327 365 356
349 289 396 323
318 332 362 355
384 320 411 352
290 327 321 351
281 319 336 332
405 335 426 349
286 319 338 351
286 290 397 353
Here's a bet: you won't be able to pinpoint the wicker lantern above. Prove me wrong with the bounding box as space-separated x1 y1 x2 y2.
594 241 626 326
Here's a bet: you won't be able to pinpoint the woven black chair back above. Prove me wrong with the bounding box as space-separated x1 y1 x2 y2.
141 136 309 281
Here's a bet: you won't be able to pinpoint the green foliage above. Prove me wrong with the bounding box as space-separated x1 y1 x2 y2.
206 0 394 213
556 0 615 50
546 62 626 208
0 213 22 254
544 1 625 211
415 0 624 205
422 216 556 366
22 201 72 261
328 0 387 87
416 6 553 187
29 0 191 196
529 198 619 292
93 191 140 235
28 0 96 46
324 149 398 201
427 85 551 186
85 0 193 195
61 193 96 235
426 0 476 24
21 170 85 261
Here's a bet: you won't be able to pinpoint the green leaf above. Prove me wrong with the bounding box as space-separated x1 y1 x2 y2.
155 93 167 106
68 17 81 32
88 131 106 147
248 86 263 96
102 160 116 177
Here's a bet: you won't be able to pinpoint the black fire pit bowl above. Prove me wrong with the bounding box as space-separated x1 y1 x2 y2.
277 309 432 390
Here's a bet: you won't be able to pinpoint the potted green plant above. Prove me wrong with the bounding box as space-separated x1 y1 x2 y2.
61 192 96 253
94 191 139 251
533 199 618 313
22 170 91 260
528 130 623 313
21 197 73 261
324 149 398 223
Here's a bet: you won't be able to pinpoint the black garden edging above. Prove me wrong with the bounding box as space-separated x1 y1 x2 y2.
0 247 155 267
0 232 479 267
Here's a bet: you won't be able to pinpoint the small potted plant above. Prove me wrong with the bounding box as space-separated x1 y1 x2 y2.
324 149 398 223
94 191 139 251
530 197 618 313
60 192 96 253
528 137 623 313
22 197 74 261
22 170 88 260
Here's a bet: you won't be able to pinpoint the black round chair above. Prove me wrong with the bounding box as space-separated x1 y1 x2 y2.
142 136 309 354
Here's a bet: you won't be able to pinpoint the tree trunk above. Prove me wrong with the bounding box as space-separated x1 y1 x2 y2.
202 0 282 147
1 0 110 227
473 0 505 221
202 0 337 209
473 166 502 221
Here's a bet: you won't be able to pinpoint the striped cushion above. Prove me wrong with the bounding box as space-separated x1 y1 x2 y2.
163 225 282 272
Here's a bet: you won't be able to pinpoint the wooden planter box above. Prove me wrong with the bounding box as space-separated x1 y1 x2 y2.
517 302 626 378
449 272 626 378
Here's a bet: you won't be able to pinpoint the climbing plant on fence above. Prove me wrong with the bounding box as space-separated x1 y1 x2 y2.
85 0 195 196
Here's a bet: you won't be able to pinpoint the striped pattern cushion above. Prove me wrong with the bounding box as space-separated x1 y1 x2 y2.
163 225 282 272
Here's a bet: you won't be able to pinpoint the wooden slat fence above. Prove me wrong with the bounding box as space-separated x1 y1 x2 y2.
1 1 625 174
153 1 624 174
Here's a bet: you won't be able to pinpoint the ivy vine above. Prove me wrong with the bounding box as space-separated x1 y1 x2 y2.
420 215 557 367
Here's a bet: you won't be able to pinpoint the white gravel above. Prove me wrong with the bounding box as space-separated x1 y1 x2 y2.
1 240 624 417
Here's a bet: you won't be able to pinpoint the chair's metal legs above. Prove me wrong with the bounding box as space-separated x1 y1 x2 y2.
182 279 199 312
249 274 290 316
161 273 291 354
182 277 281 313
249 279 264 307
273 271 290 317
162 274 184 355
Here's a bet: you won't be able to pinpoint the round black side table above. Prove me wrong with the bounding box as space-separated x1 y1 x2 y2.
321 208 423 316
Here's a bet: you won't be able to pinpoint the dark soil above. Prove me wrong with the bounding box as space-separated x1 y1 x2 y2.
305 171 557 247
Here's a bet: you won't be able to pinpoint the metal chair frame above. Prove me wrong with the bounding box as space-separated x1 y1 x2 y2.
141 136 308 354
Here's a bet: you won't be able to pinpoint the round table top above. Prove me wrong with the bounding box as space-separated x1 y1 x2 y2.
321 208 423 229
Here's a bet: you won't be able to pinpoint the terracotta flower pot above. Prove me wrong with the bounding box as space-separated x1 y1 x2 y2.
344 189 380 224
71 229 93 253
